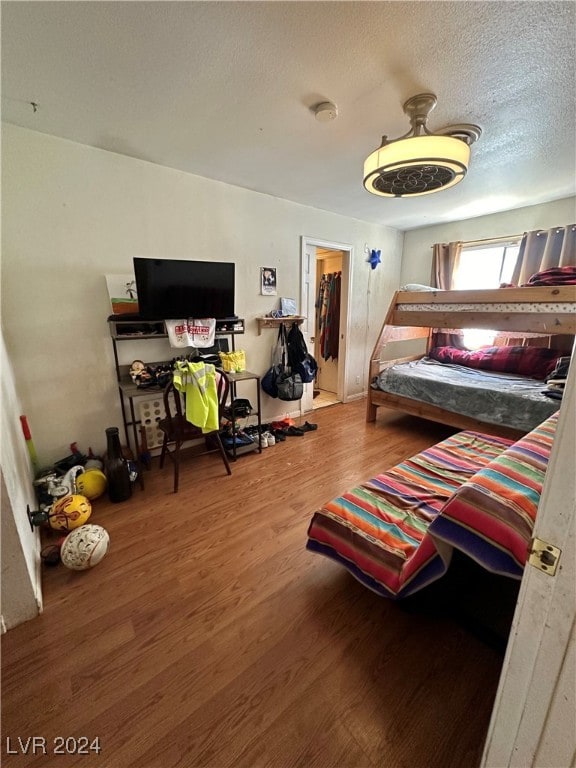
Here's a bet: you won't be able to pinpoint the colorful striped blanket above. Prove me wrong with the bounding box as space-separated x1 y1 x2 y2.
306 416 556 598
429 413 557 577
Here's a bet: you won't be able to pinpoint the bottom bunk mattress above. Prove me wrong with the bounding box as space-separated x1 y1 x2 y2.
306 414 557 599
372 357 559 433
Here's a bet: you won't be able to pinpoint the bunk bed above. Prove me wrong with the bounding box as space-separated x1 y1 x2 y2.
367 286 576 435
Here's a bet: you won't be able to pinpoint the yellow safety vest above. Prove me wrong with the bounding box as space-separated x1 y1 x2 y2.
172 361 219 433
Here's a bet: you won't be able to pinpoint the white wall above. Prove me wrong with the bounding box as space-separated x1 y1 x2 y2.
401 197 576 286
2 124 403 463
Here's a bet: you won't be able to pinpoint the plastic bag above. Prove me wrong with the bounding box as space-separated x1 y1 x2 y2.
219 350 246 372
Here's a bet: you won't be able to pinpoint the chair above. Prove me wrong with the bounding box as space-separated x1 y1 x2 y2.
158 369 232 493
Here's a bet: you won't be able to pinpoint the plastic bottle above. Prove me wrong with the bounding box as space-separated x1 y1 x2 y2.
104 427 132 503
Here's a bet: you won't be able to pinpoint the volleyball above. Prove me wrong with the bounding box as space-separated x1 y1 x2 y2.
75 469 107 500
49 494 92 531
60 524 110 570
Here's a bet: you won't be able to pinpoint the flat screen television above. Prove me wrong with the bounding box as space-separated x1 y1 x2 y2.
133 258 235 320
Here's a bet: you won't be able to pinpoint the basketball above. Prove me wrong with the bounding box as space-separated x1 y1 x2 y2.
75 469 107 500
60 524 110 570
49 494 92 531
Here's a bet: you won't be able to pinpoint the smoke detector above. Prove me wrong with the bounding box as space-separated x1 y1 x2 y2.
314 101 338 122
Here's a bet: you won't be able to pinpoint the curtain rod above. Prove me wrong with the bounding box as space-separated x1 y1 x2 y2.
463 226 574 245
430 233 522 249
463 234 522 248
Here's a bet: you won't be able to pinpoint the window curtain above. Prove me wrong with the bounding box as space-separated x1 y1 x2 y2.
431 241 463 290
431 241 466 349
511 225 576 286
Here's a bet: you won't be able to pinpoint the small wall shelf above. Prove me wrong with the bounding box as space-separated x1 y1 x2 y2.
256 316 306 335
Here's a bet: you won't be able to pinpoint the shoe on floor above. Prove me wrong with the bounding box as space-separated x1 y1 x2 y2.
301 421 318 432
265 431 276 446
286 426 304 436
271 418 294 431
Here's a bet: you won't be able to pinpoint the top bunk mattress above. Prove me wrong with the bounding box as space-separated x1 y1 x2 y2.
372 357 560 433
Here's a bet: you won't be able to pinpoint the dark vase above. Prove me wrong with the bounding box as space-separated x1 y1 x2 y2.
104 427 132 503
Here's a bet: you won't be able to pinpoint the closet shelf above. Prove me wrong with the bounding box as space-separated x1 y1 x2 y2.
256 316 306 335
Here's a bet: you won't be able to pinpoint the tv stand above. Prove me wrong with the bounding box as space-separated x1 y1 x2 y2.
108 312 142 321
108 316 245 338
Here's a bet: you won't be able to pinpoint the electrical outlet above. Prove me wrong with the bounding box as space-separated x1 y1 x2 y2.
355 375 360 385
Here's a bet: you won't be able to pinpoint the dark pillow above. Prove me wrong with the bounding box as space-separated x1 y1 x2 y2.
429 346 560 379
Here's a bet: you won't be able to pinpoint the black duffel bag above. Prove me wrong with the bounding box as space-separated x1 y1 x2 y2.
261 364 282 398
276 370 303 401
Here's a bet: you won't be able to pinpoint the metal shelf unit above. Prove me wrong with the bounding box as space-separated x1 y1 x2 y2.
108 316 247 456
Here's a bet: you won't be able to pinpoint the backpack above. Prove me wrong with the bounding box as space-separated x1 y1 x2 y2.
261 324 307 399
287 323 318 383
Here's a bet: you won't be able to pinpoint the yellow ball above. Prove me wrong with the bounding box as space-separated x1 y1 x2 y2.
49 494 92 531
75 469 107 500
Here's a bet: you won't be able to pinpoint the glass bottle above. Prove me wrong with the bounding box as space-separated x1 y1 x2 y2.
104 427 132 503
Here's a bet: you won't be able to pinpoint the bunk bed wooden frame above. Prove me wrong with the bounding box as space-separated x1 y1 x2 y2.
367 286 576 436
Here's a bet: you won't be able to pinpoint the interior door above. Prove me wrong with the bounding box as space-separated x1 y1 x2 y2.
299 243 316 414
300 236 352 407
315 250 343 398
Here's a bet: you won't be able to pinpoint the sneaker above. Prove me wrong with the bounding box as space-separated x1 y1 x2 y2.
259 433 268 449
266 431 276 446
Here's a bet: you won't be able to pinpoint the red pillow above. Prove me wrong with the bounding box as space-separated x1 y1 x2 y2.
429 346 560 379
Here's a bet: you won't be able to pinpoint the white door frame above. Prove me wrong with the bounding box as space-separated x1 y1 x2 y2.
300 236 352 411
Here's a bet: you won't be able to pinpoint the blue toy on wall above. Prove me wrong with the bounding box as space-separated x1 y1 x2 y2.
368 249 381 269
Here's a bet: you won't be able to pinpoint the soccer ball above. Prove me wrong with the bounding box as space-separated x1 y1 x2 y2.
49 494 92 531
60 524 110 571
75 469 107 500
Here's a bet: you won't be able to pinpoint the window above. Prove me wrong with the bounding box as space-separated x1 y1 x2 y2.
453 244 520 290
453 241 520 349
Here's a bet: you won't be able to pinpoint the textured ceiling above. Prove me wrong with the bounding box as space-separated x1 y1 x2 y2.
2 1 575 230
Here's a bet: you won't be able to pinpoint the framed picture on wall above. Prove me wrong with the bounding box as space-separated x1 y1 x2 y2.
105 274 139 315
261 267 277 296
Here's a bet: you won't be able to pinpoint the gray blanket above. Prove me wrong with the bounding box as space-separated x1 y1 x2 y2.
373 357 559 432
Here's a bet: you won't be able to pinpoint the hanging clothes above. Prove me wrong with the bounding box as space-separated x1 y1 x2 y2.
317 274 330 337
328 272 341 361
319 275 329 355
318 272 340 361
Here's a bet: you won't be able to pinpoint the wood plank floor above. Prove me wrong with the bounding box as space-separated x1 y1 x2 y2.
2 400 507 768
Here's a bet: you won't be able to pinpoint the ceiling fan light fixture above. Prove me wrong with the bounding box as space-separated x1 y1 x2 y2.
363 93 481 198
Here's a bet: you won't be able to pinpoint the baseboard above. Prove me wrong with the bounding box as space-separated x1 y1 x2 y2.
344 390 367 403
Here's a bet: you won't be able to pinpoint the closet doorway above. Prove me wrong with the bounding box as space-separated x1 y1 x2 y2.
300 237 352 413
